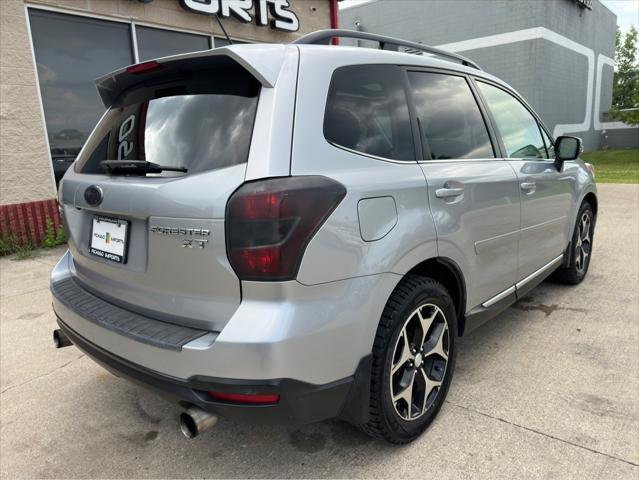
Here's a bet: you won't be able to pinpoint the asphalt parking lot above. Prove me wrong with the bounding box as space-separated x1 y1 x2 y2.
1 183 637 479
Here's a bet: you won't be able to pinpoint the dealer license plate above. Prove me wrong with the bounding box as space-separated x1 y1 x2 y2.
89 216 129 264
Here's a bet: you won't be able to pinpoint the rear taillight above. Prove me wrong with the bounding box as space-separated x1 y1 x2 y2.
226 176 346 281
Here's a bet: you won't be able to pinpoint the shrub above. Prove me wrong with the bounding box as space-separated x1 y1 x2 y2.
0 232 18 256
43 219 57 248
0 216 66 257
15 241 35 260
56 223 67 244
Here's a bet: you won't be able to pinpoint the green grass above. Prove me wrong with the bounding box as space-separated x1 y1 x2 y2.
581 149 639 184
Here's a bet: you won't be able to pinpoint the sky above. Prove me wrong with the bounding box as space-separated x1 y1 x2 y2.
340 0 639 35
601 0 638 35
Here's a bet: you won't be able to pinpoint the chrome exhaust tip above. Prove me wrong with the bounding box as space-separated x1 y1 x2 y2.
180 407 218 438
53 329 73 348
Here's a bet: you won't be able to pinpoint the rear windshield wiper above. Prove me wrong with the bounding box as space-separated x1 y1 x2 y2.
100 160 187 175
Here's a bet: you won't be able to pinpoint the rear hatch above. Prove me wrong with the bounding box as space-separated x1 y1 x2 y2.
59 52 269 332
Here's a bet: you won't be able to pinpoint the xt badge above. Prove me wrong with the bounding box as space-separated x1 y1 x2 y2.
181 238 208 249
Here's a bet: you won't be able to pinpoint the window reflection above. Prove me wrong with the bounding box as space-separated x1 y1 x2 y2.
143 94 258 173
408 72 494 160
324 65 414 160
78 84 259 176
213 37 247 47
136 26 211 62
477 82 546 159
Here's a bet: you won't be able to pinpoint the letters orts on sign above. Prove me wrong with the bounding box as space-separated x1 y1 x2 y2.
574 0 593 10
180 0 300 32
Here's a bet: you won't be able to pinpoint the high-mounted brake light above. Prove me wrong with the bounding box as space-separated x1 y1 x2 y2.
126 60 163 75
208 391 280 405
226 176 346 281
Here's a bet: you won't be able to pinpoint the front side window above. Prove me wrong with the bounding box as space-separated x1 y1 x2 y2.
324 65 414 161
408 72 494 160
540 128 555 159
477 82 546 159
76 68 260 176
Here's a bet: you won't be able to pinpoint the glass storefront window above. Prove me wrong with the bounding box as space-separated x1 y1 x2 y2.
136 26 211 62
214 36 232 48
213 37 247 47
29 10 134 185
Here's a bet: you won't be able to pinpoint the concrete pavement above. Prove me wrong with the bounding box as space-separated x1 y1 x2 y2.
1 183 637 478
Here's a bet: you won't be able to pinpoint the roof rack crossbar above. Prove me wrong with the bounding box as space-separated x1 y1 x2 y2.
292 29 482 71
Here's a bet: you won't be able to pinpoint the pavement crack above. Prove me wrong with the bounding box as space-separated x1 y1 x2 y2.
0 354 84 395
446 401 639 468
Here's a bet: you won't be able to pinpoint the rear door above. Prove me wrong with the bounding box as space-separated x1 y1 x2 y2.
407 70 521 311
59 64 262 331
475 80 574 280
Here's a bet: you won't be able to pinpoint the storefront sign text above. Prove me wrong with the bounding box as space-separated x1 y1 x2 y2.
180 0 299 32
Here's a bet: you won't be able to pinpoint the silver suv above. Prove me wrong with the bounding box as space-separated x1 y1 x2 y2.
51 30 597 444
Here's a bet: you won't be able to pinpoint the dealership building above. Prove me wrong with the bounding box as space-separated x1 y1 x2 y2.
341 0 638 152
0 0 334 244
0 0 636 245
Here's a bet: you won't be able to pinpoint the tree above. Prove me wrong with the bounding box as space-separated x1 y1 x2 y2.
609 26 639 125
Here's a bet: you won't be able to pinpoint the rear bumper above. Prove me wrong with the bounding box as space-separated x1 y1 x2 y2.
52 250 398 384
57 317 371 425
51 250 392 424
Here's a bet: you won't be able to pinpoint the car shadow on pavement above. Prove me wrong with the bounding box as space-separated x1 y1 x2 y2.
25 277 604 479
66 280 571 476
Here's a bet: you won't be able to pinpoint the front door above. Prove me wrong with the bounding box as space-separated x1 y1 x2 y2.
475 81 574 280
407 70 521 311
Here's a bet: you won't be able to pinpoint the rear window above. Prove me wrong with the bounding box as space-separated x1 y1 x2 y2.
76 67 260 176
324 65 414 161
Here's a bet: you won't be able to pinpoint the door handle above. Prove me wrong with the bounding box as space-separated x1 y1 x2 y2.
435 187 464 198
520 182 536 192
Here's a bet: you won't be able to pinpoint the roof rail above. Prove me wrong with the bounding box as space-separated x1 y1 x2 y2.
292 29 482 71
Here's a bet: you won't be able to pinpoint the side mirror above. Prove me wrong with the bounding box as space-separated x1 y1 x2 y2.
554 136 582 170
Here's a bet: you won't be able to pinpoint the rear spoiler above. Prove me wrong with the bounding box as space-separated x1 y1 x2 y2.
94 44 288 108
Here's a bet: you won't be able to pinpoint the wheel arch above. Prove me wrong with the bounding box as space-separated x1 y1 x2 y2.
562 189 598 270
583 191 598 219
405 257 467 336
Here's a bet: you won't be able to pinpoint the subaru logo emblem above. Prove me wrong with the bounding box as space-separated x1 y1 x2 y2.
84 185 103 206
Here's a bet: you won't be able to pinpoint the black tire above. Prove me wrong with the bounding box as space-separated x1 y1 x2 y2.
553 202 595 285
359 275 457 444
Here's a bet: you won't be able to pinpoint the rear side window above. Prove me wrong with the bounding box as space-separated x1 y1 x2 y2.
477 81 546 159
77 67 260 176
408 72 494 160
324 65 414 161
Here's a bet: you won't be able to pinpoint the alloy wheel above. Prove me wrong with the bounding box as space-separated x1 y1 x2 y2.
574 212 592 275
390 303 449 421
